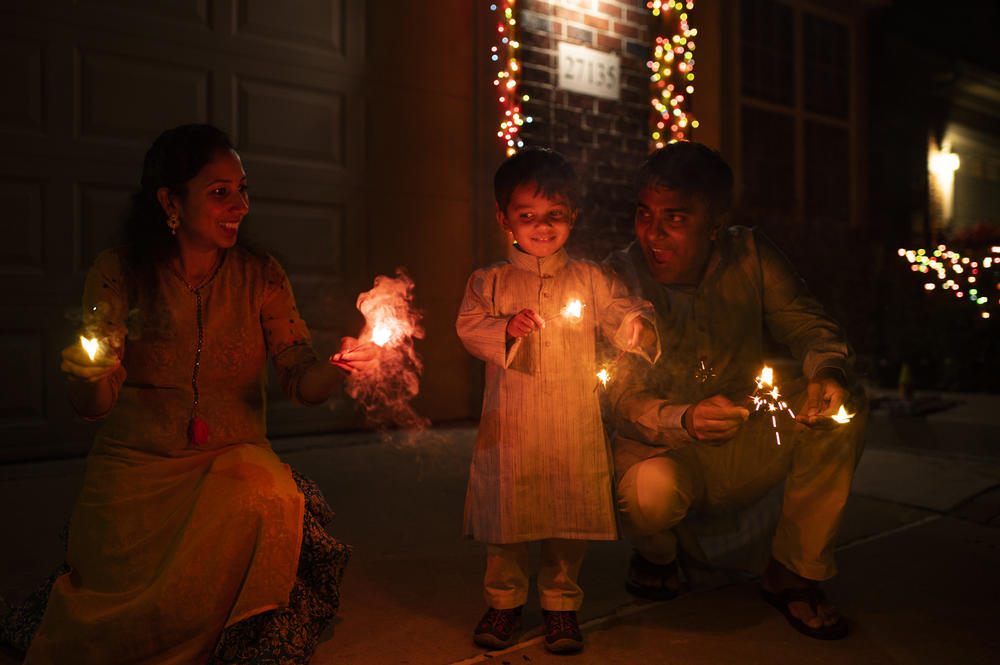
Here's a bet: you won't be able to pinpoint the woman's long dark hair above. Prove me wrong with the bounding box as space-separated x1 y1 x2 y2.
121 124 236 308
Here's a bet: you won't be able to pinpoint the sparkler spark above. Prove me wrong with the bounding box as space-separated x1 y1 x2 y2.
371 325 392 347
831 405 856 424
561 299 584 319
596 368 610 387
748 366 793 415
747 365 795 444
80 336 99 361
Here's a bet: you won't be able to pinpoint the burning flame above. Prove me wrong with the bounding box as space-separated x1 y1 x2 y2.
346 269 429 431
80 336 99 361
358 276 420 349
748 364 794 445
831 405 855 424
371 324 393 347
749 366 791 415
596 368 610 387
561 299 584 319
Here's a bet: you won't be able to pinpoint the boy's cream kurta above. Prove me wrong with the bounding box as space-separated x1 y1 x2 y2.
457 247 658 544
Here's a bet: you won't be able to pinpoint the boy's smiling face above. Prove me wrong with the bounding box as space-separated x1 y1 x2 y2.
497 181 577 258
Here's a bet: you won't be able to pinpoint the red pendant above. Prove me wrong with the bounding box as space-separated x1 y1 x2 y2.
188 415 210 446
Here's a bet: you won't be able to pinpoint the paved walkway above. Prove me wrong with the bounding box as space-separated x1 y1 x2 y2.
2 391 998 664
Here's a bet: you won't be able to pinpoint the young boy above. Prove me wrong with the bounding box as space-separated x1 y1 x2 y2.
456 148 659 653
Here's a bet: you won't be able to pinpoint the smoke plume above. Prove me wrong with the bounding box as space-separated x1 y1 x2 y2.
344 269 429 431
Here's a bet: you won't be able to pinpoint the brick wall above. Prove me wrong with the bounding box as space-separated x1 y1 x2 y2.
517 0 653 260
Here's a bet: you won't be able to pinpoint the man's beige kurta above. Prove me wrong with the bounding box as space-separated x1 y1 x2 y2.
605 226 867 579
457 247 657 544
605 226 854 474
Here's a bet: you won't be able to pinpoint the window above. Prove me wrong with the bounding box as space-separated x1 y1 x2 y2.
741 0 795 106
737 0 857 228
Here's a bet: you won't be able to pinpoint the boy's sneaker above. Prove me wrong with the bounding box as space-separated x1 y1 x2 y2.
473 606 523 649
542 609 584 653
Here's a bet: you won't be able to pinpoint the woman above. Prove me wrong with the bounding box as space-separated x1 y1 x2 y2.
5 124 373 664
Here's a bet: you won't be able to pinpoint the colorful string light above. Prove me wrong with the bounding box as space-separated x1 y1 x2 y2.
898 244 1000 318
646 0 699 147
490 1 532 156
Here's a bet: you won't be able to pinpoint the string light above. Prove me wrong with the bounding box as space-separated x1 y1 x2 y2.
647 0 698 147
490 1 532 157
898 243 1000 318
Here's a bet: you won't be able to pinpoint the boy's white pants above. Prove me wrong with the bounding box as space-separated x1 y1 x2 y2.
484 539 588 611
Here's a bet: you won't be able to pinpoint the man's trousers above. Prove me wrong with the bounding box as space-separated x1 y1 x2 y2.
616 388 868 580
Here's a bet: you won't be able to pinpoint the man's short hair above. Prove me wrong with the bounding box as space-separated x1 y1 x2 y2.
635 141 734 220
494 147 580 213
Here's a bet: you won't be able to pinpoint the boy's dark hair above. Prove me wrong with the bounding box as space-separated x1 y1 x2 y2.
635 141 734 220
493 147 579 213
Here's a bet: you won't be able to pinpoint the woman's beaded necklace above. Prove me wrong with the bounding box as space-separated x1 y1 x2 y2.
169 251 224 447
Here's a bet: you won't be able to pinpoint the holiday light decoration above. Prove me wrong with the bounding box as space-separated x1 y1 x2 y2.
646 0 699 147
898 244 1000 319
490 1 532 156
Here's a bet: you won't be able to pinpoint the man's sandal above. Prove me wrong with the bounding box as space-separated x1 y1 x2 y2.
624 551 680 601
760 586 849 640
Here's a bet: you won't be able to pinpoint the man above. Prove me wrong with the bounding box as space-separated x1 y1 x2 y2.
604 141 868 640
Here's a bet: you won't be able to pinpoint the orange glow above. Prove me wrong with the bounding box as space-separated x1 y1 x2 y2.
831 405 856 424
80 336 99 361
561 299 584 319
372 325 393 347
367 314 412 348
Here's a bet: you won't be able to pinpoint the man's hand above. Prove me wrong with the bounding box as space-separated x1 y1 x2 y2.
627 318 657 350
506 309 545 338
796 370 847 425
682 394 749 444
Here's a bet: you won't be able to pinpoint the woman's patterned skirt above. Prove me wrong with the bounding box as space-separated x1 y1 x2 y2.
0 470 350 665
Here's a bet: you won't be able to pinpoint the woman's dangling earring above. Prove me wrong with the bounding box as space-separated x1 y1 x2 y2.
167 214 180 236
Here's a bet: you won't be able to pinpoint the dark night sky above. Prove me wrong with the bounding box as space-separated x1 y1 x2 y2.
874 0 1000 73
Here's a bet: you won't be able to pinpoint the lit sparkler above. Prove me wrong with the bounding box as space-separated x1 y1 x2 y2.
593 346 631 391
543 298 585 326
80 336 99 361
345 269 429 430
746 365 795 445
831 405 856 424
371 325 393 347
560 298 584 319
358 286 419 349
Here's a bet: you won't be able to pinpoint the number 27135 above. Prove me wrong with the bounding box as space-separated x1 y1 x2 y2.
563 56 618 88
